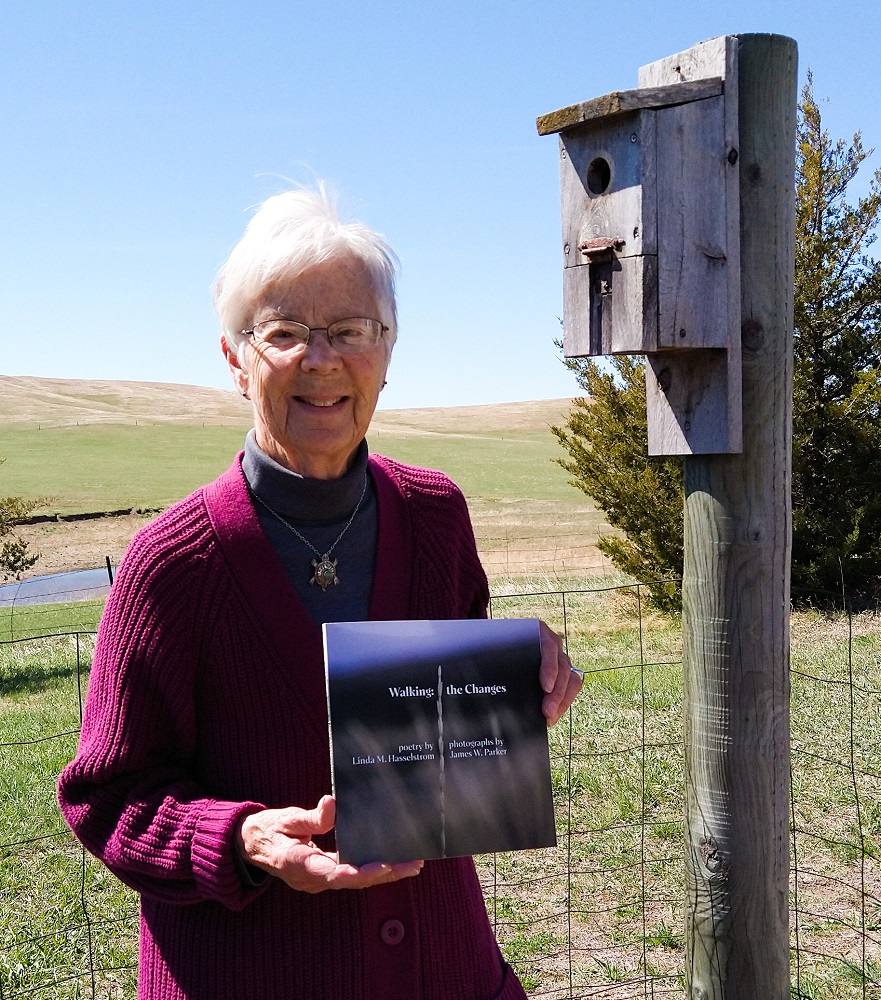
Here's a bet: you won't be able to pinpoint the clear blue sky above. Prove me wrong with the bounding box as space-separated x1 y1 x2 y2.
4 1 879 410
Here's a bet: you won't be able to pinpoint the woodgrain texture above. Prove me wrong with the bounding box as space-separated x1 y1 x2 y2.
558 110 656 263
638 37 732 89
553 39 742 453
656 96 729 351
559 109 659 357
677 34 797 1000
564 254 658 356
536 78 723 135
643 35 743 456
647 349 733 454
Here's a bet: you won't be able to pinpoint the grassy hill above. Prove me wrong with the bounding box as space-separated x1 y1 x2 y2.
0 376 577 511
3 376 608 580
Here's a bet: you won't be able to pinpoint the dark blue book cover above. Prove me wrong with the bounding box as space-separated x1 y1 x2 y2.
323 618 556 865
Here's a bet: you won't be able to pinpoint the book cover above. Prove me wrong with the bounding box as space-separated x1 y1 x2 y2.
323 617 557 865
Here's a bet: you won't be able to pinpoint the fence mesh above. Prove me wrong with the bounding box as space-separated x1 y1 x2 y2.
0 576 878 998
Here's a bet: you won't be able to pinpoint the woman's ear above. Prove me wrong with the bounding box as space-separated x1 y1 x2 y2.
221 335 250 399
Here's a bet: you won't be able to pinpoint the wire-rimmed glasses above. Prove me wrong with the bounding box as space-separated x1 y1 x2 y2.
241 317 387 355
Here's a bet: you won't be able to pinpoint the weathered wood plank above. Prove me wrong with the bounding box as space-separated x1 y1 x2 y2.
536 78 723 135
642 35 742 456
558 104 659 357
638 32 743 342
638 36 732 87
563 256 658 356
655 95 730 351
558 109 656 261
646 349 734 454
550 32 742 454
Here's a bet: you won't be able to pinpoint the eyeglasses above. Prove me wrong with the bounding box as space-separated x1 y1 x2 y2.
241 317 387 355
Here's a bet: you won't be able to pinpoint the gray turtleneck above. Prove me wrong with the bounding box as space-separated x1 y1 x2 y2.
241 430 378 628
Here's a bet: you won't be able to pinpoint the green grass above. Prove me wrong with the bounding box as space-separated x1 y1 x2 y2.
1 414 608 585
0 635 91 837
2 393 610 584
479 581 687 994
476 589 881 998
787 611 881 1000
368 427 575 502
0 425 251 513
0 421 575 512
0 601 104 644
0 633 141 999
371 429 608 581
0 845 138 999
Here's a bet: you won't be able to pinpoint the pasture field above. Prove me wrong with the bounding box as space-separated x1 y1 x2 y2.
0 424 251 513
1 594 879 998
3 378 608 579
0 413 575 512
0 387 576 511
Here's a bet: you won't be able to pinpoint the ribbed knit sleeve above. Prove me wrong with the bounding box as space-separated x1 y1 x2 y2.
57 492 268 911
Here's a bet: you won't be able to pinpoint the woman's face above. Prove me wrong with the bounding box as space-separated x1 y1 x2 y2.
224 255 391 480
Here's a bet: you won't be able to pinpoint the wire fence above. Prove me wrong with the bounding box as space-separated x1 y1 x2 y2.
0 573 879 998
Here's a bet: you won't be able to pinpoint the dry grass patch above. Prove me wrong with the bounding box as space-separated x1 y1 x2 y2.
16 514 156 577
0 375 251 428
372 399 573 436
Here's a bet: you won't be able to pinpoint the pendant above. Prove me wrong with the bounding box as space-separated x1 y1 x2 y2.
310 554 339 590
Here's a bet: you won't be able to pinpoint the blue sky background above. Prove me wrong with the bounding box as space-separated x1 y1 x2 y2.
4 1 879 410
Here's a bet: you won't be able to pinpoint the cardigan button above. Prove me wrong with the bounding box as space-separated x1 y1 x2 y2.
379 918 405 946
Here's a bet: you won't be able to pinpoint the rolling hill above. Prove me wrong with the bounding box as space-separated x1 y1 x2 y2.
3 376 608 581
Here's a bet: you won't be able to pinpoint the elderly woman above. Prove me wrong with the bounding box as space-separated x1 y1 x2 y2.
58 188 582 1000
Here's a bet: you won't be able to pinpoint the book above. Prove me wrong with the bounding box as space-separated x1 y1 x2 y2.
323 617 557 865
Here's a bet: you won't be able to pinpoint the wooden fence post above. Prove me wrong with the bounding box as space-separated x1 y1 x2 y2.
682 34 797 998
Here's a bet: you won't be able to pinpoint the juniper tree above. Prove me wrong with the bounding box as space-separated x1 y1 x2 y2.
791 76 881 601
0 464 40 580
553 78 881 608
551 355 683 612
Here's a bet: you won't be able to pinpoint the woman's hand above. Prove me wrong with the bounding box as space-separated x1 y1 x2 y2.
236 795 423 893
538 620 583 725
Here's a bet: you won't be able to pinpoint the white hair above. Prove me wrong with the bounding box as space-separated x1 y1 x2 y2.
213 184 399 355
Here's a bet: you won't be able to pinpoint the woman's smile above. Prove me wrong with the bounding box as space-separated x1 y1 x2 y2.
226 254 391 480
296 395 345 407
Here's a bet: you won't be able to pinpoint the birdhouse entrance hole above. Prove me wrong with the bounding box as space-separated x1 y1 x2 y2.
586 157 612 195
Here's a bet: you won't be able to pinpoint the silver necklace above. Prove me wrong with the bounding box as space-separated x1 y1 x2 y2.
248 476 368 591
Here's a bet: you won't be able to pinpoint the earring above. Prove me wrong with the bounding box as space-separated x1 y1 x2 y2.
382 381 387 389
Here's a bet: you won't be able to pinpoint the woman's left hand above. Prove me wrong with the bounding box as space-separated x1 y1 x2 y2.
538 620 582 725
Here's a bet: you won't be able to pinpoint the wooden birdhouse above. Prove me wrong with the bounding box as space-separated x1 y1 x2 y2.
537 36 743 455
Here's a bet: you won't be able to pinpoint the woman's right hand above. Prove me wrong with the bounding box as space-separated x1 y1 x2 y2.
236 795 424 894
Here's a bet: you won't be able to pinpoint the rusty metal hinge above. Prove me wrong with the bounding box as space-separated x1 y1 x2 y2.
579 237 625 259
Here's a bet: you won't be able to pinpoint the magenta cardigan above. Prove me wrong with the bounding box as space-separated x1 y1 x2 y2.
58 455 527 1000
